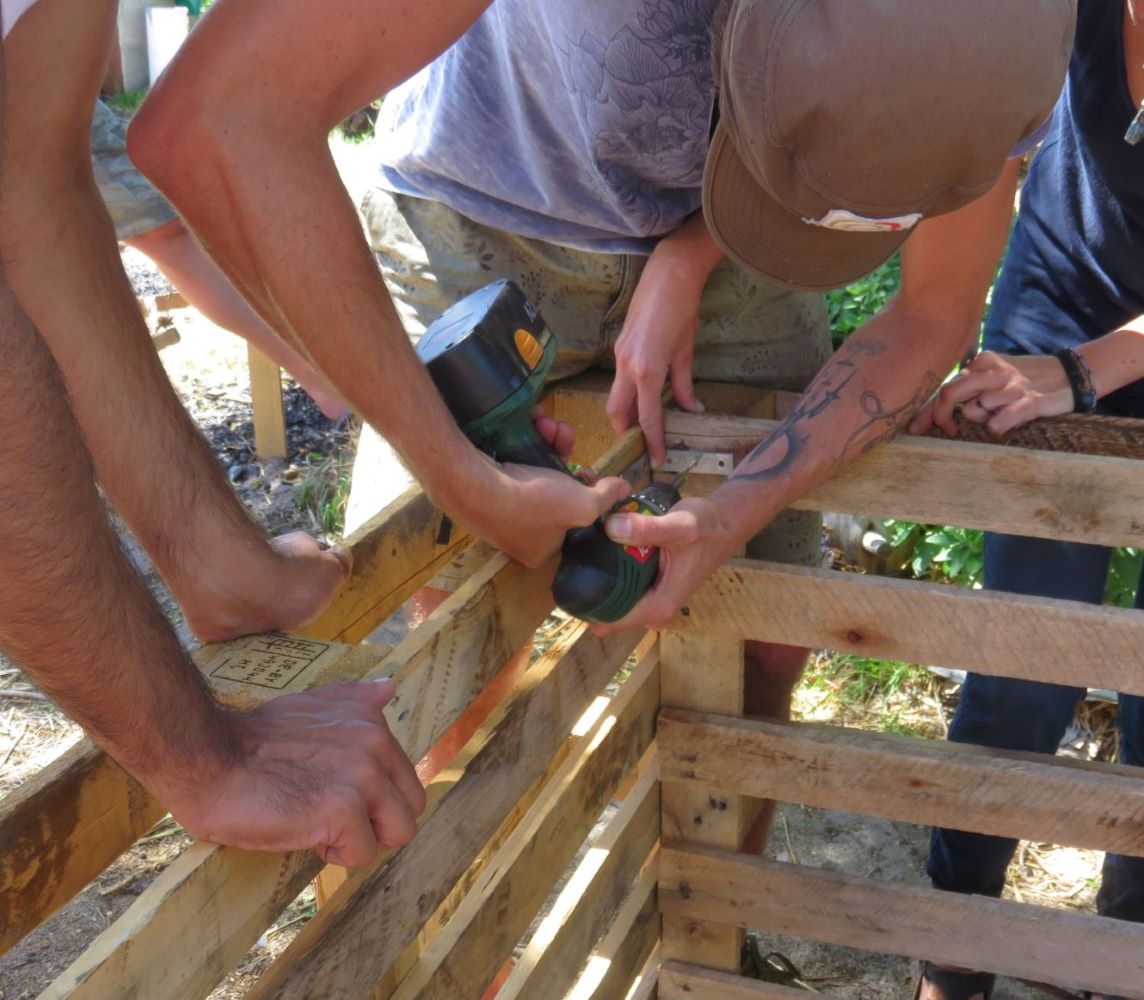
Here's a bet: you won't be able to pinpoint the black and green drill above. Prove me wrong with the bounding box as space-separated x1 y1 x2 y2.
416 279 689 623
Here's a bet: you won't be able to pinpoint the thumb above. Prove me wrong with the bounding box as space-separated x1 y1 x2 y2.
589 476 635 516
605 507 699 548
361 676 399 709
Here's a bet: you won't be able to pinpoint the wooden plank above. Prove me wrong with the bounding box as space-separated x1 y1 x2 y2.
661 630 747 973
626 946 661 1000
673 559 1144 697
0 633 378 955
392 666 659 1000
496 756 660 1000
661 410 1144 549
245 625 647 1000
247 343 287 460
659 710 1144 855
564 854 659 1000
659 843 1144 999
297 484 473 644
42 554 562 1000
660 961 821 1000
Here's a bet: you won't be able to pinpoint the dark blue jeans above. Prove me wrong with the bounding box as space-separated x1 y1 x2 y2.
926 531 1144 921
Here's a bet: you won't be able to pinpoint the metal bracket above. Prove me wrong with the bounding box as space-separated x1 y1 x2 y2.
660 449 735 477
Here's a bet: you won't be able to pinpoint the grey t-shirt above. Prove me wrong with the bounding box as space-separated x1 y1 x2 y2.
376 0 719 254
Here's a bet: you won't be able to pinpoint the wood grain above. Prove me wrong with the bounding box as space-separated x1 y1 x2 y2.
660 843 1144 998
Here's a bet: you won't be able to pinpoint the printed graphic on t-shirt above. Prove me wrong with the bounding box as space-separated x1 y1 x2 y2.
561 0 717 232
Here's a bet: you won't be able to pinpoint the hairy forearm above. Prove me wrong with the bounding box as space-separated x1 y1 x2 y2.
128 0 499 513
0 281 235 793
713 300 956 542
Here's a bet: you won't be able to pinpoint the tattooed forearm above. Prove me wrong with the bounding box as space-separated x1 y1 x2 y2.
729 341 939 486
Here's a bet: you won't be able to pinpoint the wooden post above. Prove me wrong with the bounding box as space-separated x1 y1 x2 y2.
660 630 748 972
247 343 287 460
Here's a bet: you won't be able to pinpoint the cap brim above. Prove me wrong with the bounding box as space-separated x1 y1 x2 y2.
703 122 908 292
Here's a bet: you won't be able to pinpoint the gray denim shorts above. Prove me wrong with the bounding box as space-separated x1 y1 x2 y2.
91 100 176 241
347 188 831 565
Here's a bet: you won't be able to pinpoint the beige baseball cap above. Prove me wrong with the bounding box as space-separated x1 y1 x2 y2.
704 0 1076 291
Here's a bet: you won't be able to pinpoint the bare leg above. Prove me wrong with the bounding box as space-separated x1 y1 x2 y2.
741 639 809 855
126 218 349 419
0 0 349 642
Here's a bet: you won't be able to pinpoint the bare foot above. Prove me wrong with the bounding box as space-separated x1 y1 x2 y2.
181 532 352 643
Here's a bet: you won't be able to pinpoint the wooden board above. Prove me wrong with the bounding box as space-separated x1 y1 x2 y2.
495 755 659 1000
0 633 380 955
392 667 659 1000
660 710 1144 855
661 631 747 973
562 855 659 1000
660 843 1144 999
660 961 824 1000
673 559 1144 696
245 625 647 1000
42 554 562 1000
661 410 1144 549
297 484 474 644
247 342 287 460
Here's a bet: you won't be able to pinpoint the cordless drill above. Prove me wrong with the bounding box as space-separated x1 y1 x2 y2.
415 279 687 623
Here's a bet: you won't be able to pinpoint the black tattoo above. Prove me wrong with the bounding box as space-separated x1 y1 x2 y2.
729 341 939 486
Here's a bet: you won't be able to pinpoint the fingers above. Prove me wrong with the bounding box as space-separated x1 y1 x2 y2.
604 507 699 549
531 407 576 462
670 357 703 416
636 380 667 468
606 371 638 437
588 476 635 519
907 399 938 435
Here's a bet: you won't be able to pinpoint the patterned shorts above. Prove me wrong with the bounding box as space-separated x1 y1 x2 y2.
347 188 832 565
91 100 176 241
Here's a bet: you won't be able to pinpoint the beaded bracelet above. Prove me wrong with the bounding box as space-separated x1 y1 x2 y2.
1054 346 1097 413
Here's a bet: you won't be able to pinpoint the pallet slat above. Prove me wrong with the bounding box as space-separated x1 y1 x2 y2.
675 559 1144 696
660 961 825 1000
391 664 660 1000
496 757 660 1000
42 554 561 1000
247 625 646 1000
660 710 1144 855
0 634 379 954
660 843 1144 998
562 854 659 1000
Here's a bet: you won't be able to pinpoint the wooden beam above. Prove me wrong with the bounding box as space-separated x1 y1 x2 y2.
661 410 1144 549
244 625 647 1000
661 630 748 972
0 633 379 955
660 710 1144 855
297 484 474 644
660 961 825 1000
660 843 1144 999
495 755 660 1000
247 343 287 460
562 853 659 1000
672 559 1144 696
42 554 563 1000
392 666 659 1000
627 946 661 1000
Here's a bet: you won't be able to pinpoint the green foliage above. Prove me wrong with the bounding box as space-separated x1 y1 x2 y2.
886 520 984 588
1106 547 1143 608
296 452 353 538
825 253 901 348
106 89 148 115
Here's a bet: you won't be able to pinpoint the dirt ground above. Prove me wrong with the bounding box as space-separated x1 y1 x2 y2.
0 142 1116 996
